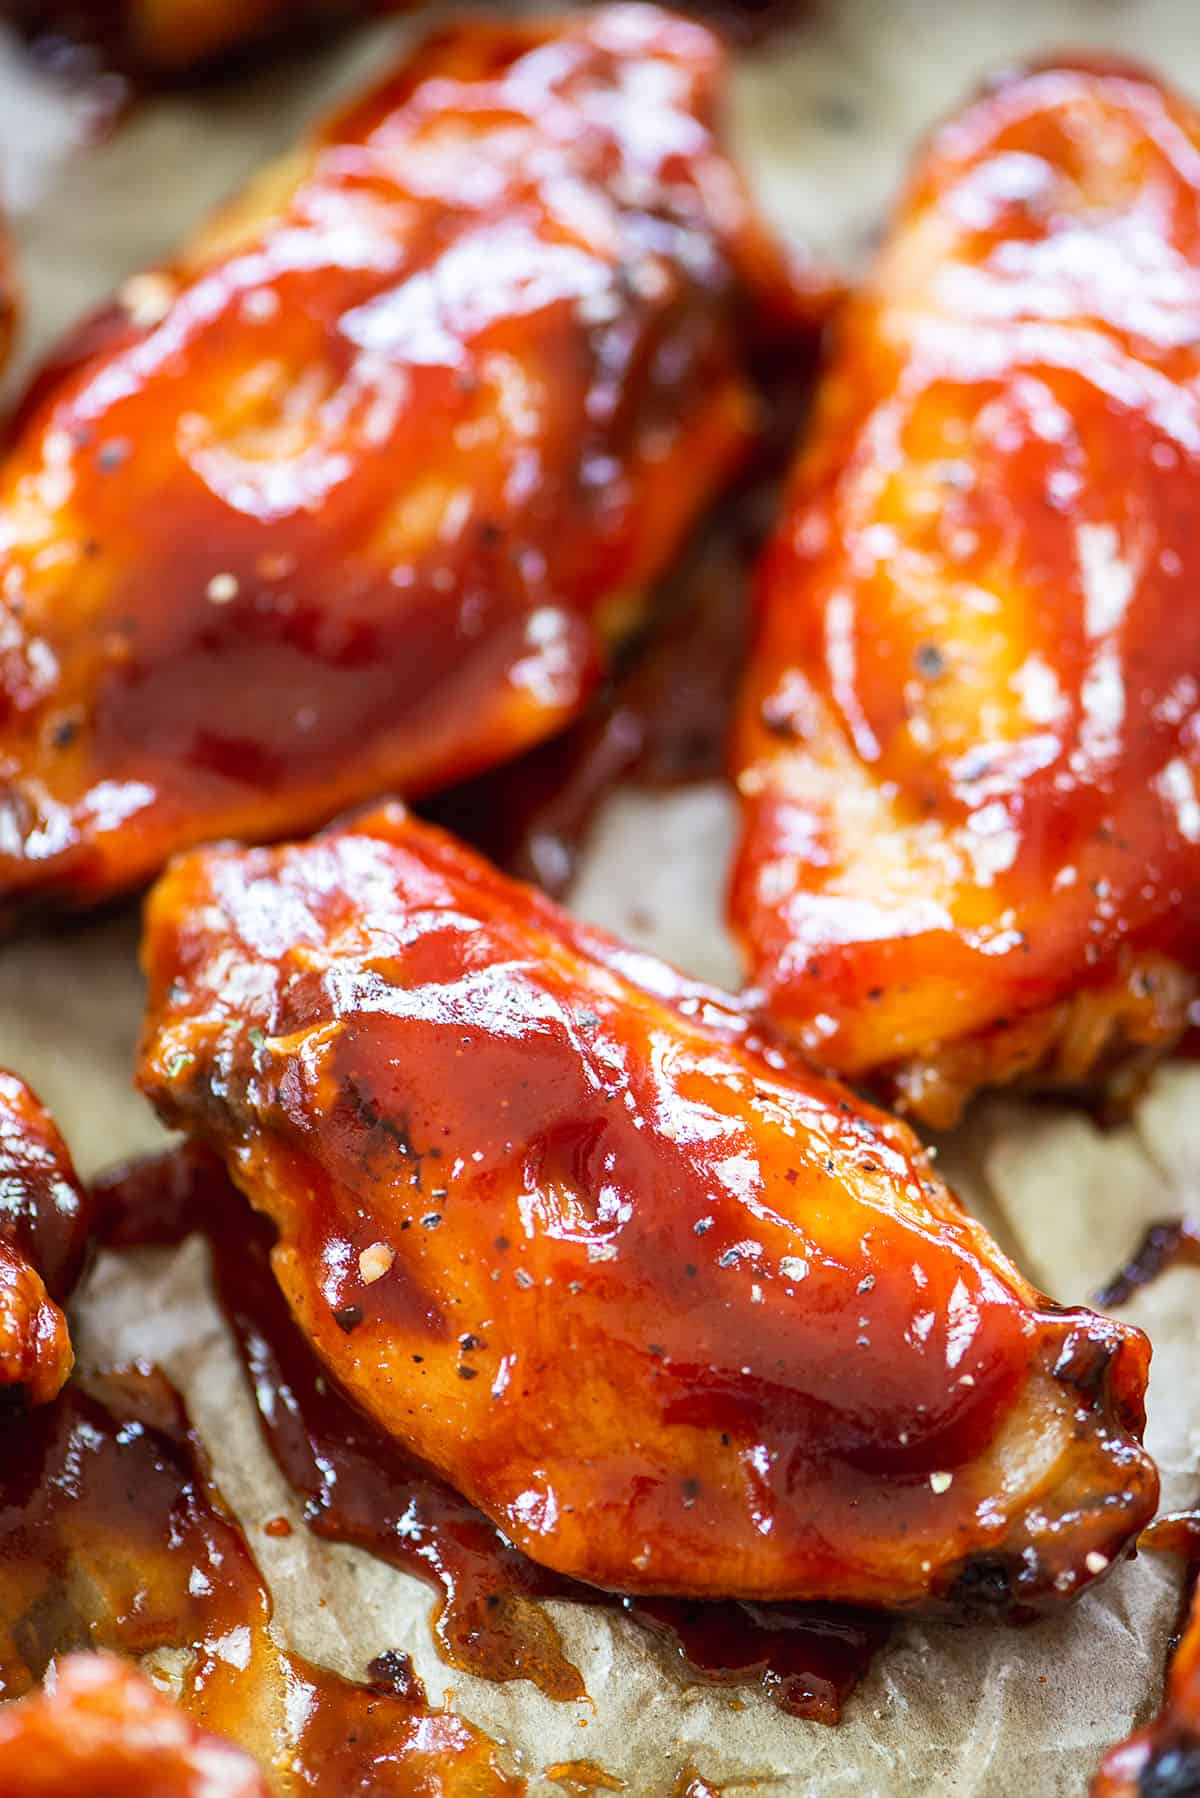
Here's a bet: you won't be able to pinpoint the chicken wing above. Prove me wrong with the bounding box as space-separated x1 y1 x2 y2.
0 6 809 922
1093 1559 1200 1794
0 1070 91 1406
730 59 1200 1127
0 1655 269 1798
138 801 1157 1611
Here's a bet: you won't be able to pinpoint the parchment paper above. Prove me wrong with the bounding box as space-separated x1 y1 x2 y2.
1 5 1199 1791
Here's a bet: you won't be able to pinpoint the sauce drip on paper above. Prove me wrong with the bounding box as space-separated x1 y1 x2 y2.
95 1144 888 1725
1093 1218 1200 1310
0 1364 523 1793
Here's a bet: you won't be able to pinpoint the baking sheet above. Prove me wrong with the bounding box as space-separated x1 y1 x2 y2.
2 3 1199 1791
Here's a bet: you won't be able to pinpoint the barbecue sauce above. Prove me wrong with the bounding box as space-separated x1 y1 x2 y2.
94 1144 887 1725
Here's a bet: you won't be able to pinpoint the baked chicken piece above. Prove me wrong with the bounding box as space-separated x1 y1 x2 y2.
730 58 1200 1127
1093 1564 1200 1794
0 5 808 922
0 1069 92 1406
0 1654 269 1798
139 802 1157 1612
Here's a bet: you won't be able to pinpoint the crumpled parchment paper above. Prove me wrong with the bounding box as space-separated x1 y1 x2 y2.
1 5 1199 1791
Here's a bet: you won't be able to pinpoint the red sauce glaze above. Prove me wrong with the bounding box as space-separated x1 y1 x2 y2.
0 1070 93 1406
0 1363 524 1793
137 802 1156 1613
95 1142 889 1724
730 59 1200 1127
0 6 828 922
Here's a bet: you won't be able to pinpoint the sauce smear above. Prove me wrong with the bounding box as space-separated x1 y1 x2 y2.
0 1363 523 1793
1094 1218 1200 1309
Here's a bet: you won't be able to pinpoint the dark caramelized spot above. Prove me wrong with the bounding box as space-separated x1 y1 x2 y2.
365 1649 420 1700
943 1554 1020 1615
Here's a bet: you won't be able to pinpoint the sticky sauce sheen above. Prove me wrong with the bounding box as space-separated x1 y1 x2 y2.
94 1145 889 1726
730 60 1200 1125
0 6 819 921
134 812 1157 1616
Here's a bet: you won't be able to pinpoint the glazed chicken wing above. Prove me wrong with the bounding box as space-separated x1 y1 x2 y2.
0 1655 269 1798
138 802 1156 1612
0 5 809 922
0 1070 92 1406
730 59 1200 1127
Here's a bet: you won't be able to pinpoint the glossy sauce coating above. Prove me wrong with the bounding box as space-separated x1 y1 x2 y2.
730 60 1200 1126
0 5 810 920
139 801 1157 1611
0 1069 92 1406
0 1654 270 1798
0 1364 523 1793
96 1141 889 1723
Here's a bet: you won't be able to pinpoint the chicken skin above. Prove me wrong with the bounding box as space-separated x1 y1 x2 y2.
730 59 1200 1127
138 802 1157 1612
0 1070 92 1406
0 1655 270 1798
1092 1565 1200 1794
0 6 806 922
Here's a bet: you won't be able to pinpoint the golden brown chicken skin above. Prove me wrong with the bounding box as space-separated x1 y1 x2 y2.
1093 1566 1200 1795
730 59 1200 1128
0 5 809 923
139 802 1157 1613
0 1070 92 1406
0 1655 270 1798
